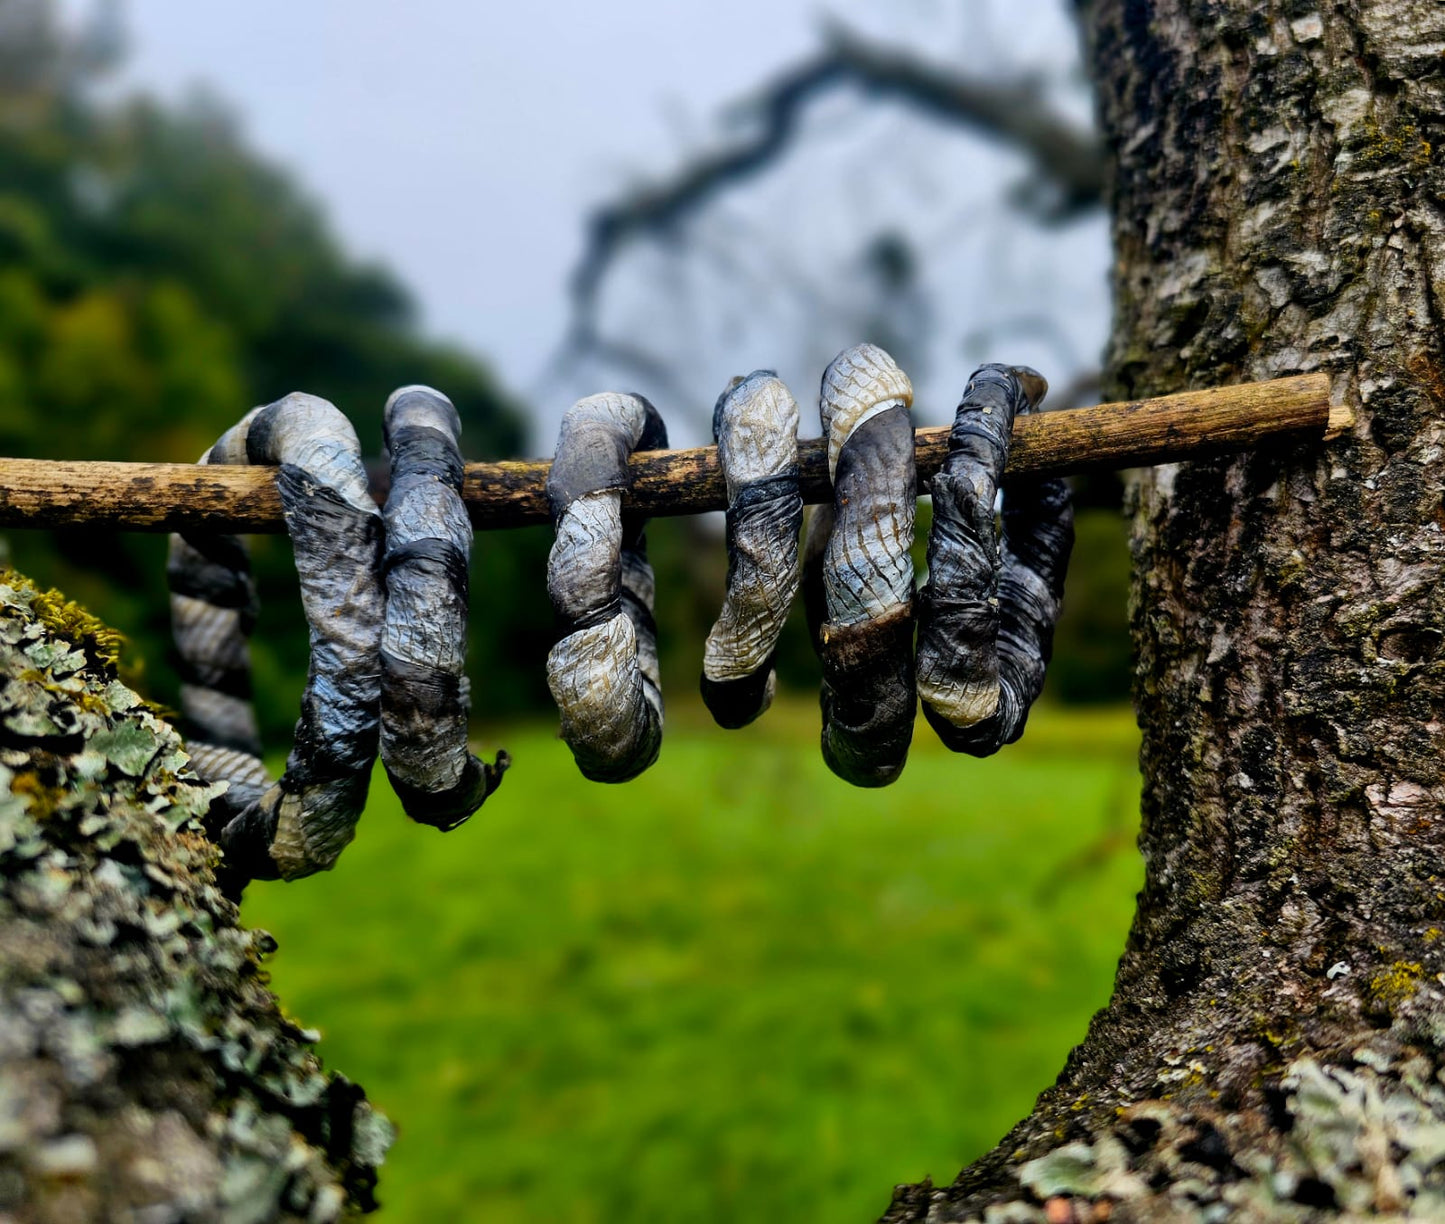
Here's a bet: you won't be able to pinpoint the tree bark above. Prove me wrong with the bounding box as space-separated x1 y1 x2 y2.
886 2 1445 1221
0 573 392 1222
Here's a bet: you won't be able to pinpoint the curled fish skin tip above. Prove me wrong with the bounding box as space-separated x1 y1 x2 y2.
382 384 507 831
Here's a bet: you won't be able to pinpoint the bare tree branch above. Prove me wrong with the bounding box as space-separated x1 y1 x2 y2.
561 22 1105 361
0 376 1341 531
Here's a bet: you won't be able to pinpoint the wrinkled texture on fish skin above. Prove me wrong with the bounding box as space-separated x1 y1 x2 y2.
381 385 508 831
168 392 384 888
701 371 803 729
917 363 1073 756
545 392 667 783
807 344 917 787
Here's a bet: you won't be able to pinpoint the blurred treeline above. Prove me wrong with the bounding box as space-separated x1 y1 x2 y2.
0 0 558 737
0 0 1130 738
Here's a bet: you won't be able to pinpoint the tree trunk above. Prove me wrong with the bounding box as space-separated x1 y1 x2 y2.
0 573 392 1222
887 3 1445 1221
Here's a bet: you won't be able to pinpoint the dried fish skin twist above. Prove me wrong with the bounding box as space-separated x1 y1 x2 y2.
545 392 668 782
168 392 385 886
700 371 803 729
916 365 1024 733
917 363 1073 756
804 343 917 787
381 385 509 830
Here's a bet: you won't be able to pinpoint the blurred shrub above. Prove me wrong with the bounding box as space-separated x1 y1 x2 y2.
1049 507 1133 704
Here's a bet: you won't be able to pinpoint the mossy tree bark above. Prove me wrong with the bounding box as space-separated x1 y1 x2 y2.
0 574 392 1223
887 2 1445 1221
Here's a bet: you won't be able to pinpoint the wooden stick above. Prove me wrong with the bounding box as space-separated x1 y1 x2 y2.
0 374 1340 534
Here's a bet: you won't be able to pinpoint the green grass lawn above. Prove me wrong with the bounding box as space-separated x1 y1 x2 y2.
243 699 1143 1223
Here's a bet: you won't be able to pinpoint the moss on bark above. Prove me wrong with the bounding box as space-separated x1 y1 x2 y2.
0 571 392 1222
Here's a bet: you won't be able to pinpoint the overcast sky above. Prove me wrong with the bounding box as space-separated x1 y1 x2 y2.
75 0 1108 446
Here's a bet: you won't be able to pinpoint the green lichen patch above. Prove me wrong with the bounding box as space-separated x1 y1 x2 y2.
0 574 392 1221
21 577 126 672
1018 1136 1144 1201
1283 1057 1445 1215
925 1038 1445 1223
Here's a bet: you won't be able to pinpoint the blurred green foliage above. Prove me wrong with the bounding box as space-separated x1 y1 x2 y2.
248 699 1142 1223
1049 507 1133 704
0 0 553 734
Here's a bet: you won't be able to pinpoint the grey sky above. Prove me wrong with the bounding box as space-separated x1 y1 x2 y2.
84 0 1108 446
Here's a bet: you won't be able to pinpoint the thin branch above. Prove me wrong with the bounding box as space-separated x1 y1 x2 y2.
562 23 1105 364
0 375 1343 533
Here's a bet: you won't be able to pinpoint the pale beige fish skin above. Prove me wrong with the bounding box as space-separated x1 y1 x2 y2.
703 372 802 689
820 341 913 483
819 344 916 628
807 344 918 788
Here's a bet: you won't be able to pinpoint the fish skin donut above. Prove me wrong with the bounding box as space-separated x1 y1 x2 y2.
380 385 509 830
545 392 668 782
917 363 1073 756
803 343 917 788
168 392 385 888
700 370 803 729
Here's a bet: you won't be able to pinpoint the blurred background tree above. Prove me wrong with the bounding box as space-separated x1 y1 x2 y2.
549 12 1131 706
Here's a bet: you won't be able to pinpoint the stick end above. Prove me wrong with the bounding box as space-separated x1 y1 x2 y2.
1325 400 1356 439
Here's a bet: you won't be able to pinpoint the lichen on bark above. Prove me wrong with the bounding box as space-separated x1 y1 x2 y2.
885 1 1445 1220
0 571 392 1222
